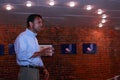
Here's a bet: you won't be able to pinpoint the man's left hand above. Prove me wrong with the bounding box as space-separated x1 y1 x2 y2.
44 69 49 80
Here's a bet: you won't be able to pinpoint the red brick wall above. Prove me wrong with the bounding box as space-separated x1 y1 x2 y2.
0 25 120 80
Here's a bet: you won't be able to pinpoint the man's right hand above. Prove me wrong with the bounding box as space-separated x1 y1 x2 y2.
41 47 53 54
30 47 54 58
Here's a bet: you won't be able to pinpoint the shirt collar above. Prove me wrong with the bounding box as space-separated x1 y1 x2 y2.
25 28 37 37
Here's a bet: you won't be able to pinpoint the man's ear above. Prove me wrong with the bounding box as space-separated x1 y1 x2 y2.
29 22 33 28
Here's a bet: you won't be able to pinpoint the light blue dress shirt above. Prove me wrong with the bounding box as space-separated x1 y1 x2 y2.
14 28 44 67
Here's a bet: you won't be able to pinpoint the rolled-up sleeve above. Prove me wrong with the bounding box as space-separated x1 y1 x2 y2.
14 36 33 61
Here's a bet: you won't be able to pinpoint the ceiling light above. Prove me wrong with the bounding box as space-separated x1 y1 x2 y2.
102 14 107 19
101 19 107 23
98 23 103 27
97 9 103 14
26 1 32 7
85 5 93 10
49 1 55 6
69 1 76 7
5 4 13 11
115 27 120 30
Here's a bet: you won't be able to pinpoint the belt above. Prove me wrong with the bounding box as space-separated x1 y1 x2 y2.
20 65 40 69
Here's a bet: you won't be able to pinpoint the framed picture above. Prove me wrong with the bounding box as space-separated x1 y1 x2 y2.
39 44 54 56
8 44 15 55
82 43 97 54
61 44 76 54
0 44 4 55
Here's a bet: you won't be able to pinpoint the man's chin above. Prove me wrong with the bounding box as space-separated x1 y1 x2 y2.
40 28 45 31
37 29 43 32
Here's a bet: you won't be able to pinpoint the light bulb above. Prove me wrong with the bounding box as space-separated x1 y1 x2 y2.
26 1 32 7
69 1 76 7
49 1 55 6
5 4 13 10
102 14 107 19
97 9 103 14
99 23 103 27
101 19 106 23
86 5 93 10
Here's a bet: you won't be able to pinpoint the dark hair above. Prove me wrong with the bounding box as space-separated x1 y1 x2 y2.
27 14 42 27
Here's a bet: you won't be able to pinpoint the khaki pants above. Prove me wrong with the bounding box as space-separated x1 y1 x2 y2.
18 67 40 80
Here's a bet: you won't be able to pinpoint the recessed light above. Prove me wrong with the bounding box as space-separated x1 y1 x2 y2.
26 1 32 7
49 1 55 6
115 27 120 30
102 14 107 19
85 5 93 10
101 19 107 23
5 4 13 11
97 9 104 14
98 23 103 27
69 1 76 7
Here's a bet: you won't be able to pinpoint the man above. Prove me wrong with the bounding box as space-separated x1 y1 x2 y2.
14 14 51 80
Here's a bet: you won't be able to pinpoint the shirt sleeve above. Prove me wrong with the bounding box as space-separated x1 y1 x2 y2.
14 35 34 61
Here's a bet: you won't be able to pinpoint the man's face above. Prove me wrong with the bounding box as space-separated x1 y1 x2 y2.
32 17 43 32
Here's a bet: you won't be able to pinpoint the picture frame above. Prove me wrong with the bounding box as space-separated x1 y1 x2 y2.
0 44 4 56
61 44 76 54
8 44 15 55
82 43 97 54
